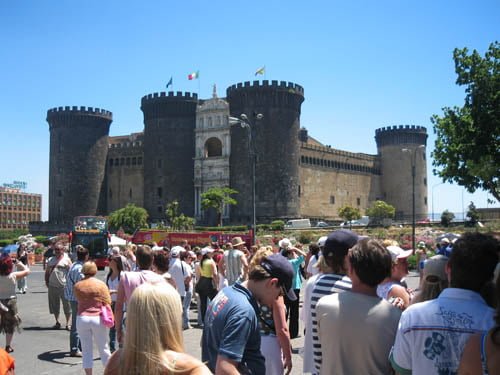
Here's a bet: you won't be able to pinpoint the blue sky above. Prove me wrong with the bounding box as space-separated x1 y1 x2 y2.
1 1 498 220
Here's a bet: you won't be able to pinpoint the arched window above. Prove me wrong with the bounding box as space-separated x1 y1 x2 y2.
205 137 223 157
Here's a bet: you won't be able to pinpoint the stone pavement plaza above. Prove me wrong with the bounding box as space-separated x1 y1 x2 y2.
12 264 418 374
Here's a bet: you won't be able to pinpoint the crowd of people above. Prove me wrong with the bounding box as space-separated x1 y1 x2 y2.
0 230 498 374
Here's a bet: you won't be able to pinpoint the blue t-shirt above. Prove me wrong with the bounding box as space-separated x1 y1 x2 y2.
201 283 265 374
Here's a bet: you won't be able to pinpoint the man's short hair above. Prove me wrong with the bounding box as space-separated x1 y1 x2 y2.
76 245 89 261
448 232 499 292
135 245 153 270
348 238 392 287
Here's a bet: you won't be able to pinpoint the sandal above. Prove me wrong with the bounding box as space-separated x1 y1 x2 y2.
5 346 13 353
65 325 71 331
52 322 61 329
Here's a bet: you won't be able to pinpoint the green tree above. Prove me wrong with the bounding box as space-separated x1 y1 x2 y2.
201 187 238 227
108 204 148 233
366 200 395 226
431 42 499 202
466 201 480 225
165 200 195 231
441 210 455 227
338 205 362 230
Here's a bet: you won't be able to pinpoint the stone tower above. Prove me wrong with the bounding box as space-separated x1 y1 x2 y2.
141 91 198 221
226 80 305 222
375 125 428 221
46 106 113 224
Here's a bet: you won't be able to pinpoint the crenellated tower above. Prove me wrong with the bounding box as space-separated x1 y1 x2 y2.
46 106 113 223
141 91 198 220
226 80 305 222
375 125 428 221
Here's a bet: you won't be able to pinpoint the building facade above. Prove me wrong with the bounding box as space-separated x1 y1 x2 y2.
0 187 42 230
46 80 428 225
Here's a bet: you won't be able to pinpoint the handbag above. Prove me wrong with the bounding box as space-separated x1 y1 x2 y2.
100 304 115 328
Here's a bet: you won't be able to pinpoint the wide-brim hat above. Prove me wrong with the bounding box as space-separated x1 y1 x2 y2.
261 254 296 301
231 237 245 247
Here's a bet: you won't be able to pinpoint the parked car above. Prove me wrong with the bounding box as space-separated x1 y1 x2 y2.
315 221 329 227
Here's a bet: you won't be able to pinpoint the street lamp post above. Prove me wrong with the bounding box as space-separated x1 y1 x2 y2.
402 145 425 252
229 113 263 244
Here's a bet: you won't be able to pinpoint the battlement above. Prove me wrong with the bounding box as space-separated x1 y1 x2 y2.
141 91 198 106
375 125 428 148
301 143 378 161
226 80 304 96
47 106 112 120
375 125 427 134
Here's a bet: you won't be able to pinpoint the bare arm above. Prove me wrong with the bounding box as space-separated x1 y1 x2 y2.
14 262 30 279
215 355 240 375
114 279 125 344
389 285 411 310
241 253 249 280
273 297 292 375
211 261 219 289
458 333 482 375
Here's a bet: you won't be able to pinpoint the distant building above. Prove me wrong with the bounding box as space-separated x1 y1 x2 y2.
0 186 42 230
45 80 428 226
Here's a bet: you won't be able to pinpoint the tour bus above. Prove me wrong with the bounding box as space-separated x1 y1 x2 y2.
69 216 109 270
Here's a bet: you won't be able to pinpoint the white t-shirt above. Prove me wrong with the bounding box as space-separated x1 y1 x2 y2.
169 258 191 297
390 288 495 374
317 291 401 374
306 254 321 276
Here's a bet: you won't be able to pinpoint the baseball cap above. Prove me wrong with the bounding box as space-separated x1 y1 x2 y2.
387 245 413 261
323 230 359 258
260 254 296 301
317 236 328 247
423 255 448 282
170 246 184 257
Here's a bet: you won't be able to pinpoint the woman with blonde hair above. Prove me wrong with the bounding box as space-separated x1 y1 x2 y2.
251 247 293 375
74 261 112 375
104 283 210 375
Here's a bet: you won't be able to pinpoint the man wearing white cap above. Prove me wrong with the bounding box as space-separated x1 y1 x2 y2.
376 245 414 309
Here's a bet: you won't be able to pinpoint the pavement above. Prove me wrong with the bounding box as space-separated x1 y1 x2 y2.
12 264 419 374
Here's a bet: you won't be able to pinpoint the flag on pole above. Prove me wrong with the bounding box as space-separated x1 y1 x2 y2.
255 66 265 76
166 77 173 88
188 71 199 80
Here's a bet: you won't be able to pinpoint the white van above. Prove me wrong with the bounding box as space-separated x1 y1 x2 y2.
285 219 312 229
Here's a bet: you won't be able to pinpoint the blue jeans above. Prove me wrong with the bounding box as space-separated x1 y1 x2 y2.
109 302 123 352
69 301 80 352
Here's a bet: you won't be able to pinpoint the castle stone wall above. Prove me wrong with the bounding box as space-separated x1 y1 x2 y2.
106 137 144 212
299 143 382 219
227 80 304 222
46 106 112 224
141 92 198 220
375 125 428 220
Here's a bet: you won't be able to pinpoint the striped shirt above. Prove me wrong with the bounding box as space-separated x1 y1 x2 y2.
311 273 352 373
64 261 84 302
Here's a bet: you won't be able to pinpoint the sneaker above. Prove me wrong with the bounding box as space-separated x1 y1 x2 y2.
52 322 61 329
70 351 82 357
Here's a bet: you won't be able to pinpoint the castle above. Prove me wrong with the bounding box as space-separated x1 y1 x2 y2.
46 80 428 226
